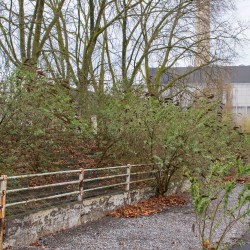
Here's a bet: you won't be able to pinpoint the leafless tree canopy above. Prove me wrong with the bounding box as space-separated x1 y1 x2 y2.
0 0 247 102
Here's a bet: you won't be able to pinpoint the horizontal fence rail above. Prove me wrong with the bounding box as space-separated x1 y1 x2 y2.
0 163 157 249
0 169 82 181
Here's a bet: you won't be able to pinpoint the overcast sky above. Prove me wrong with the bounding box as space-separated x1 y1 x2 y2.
235 0 250 65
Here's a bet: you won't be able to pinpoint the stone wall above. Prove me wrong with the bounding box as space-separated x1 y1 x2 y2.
3 187 156 248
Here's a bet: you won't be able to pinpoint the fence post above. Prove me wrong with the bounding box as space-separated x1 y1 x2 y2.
0 175 7 250
78 169 84 201
126 164 131 205
126 164 131 191
78 169 84 226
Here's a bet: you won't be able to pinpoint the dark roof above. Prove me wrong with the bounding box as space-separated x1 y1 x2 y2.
149 65 250 85
229 66 250 83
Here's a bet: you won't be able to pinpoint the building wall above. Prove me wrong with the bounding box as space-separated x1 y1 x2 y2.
195 0 210 67
149 66 250 118
231 83 250 116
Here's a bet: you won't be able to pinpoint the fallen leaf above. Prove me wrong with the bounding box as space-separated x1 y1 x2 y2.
108 194 187 218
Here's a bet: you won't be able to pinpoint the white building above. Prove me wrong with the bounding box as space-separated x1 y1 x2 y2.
229 66 250 116
149 65 250 116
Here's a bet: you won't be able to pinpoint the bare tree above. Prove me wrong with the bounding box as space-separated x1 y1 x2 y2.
1 0 247 117
0 0 67 66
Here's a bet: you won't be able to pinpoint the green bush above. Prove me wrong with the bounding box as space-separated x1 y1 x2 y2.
187 158 250 250
95 84 250 194
0 67 88 174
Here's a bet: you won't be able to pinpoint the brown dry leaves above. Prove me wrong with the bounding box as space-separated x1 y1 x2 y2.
108 194 187 218
30 241 43 247
222 172 250 184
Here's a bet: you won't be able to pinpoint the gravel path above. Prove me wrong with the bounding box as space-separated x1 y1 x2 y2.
10 184 250 250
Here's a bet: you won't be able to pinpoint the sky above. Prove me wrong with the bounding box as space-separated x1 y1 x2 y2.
234 0 250 65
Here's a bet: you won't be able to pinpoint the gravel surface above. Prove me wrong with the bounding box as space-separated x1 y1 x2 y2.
10 184 250 250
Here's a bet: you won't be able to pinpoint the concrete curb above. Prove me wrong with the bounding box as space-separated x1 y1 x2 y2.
3 186 156 248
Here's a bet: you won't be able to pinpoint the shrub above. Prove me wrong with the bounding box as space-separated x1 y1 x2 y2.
0 67 88 174
95 84 250 194
187 158 250 250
